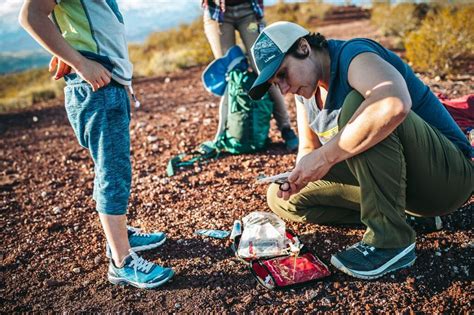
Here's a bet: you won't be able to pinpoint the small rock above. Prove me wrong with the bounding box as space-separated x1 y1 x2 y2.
164 77 171 84
72 267 81 274
242 294 252 304
174 303 181 309
136 121 147 129
306 289 319 300
41 191 48 198
94 256 101 264
321 297 331 306
32 116 39 122
52 206 61 214
435 251 442 256
73 225 79 232
151 143 159 152
147 135 159 143
45 279 61 287
203 118 212 126
434 75 441 82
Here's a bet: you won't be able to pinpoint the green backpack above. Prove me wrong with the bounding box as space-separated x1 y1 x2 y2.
216 68 273 154
166 68 273 176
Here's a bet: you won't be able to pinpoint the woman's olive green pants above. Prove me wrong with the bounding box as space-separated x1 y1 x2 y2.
267 91 473 248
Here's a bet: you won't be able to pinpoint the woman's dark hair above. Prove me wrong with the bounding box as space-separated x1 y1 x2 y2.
287 32 328 59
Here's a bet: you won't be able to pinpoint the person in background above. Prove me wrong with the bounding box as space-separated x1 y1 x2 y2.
202 0 299 151
249 21 473 279
19 0 174 289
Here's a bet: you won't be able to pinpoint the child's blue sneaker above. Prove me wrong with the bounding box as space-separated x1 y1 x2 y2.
108 250 174 289
106 226 167 258
330 242 416 280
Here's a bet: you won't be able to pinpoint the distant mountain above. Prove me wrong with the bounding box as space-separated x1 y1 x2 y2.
0 0 313 74
0 51 50 74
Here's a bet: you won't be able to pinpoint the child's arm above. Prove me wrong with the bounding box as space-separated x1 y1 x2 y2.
19 0 111 91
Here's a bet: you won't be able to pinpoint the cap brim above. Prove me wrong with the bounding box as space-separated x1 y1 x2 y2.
249 54 285 100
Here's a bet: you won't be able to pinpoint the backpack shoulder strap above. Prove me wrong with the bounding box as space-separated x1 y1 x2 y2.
166 141 220 176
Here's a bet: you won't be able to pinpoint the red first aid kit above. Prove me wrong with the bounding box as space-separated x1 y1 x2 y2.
230 214 330 290
250 249 331 290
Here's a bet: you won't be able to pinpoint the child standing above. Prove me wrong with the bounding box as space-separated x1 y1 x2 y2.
19 0 174 289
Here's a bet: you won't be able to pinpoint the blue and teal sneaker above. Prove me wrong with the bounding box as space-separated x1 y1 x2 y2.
108 250 174 289
106 226 166 259
330 242 416 280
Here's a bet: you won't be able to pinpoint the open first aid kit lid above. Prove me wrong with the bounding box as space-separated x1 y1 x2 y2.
237 211 291 259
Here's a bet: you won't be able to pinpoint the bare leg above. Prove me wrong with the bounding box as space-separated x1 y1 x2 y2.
214 85 229 142
98 213 130 267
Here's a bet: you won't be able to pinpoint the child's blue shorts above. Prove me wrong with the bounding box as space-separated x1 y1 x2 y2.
64 74 131 215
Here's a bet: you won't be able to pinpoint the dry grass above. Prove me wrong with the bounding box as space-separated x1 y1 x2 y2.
0 68 64 113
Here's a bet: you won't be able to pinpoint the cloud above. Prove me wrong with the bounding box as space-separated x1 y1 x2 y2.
117 0 197 12
0 0 22 15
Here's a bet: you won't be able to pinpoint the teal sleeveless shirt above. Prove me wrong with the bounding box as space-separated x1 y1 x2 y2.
296 38 472 158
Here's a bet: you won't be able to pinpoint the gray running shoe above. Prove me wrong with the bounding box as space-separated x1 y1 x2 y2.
330 242 416 280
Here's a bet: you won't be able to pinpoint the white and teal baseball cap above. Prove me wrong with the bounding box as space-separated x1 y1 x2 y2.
249 21 309 100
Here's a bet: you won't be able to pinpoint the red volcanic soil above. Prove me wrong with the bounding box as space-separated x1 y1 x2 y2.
1 19 472 312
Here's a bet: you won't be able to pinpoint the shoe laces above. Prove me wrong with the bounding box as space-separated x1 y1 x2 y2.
128 226 150 237
354 242 376 257
128 250 154 274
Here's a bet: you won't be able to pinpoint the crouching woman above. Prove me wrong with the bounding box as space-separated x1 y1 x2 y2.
248 21 473 279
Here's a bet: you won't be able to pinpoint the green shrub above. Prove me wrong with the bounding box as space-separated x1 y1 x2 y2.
265 1 331 28
371 3 430 49
129 2 332 77
405 6 474 76
131 19 213 77
0 68 64 113
32 89 56 103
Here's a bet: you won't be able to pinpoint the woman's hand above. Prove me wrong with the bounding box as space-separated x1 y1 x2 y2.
277 148 334 200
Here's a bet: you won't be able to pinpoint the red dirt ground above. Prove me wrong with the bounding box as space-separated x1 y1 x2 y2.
1 20 473 312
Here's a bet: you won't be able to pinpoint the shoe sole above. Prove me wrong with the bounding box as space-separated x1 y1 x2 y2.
131 236 167 252
108 270 174 289
330 243 416 280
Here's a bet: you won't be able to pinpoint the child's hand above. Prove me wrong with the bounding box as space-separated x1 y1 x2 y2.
49 56 71 80
75 57 112 92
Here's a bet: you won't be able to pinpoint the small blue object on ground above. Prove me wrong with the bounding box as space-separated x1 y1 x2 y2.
195 229 230 239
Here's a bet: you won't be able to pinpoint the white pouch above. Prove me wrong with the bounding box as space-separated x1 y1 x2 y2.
237 211 289 259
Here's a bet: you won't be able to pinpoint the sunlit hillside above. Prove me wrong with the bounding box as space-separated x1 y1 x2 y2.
0 1 472 113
